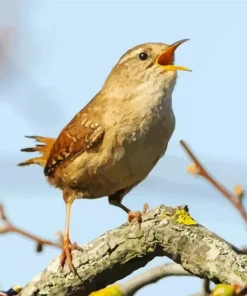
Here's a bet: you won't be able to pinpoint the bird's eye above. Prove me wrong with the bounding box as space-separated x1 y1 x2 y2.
139 52 148 61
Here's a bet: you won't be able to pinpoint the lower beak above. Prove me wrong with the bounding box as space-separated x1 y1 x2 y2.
156 39 191 72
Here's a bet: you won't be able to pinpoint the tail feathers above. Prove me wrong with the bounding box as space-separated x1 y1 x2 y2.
18 135 56 168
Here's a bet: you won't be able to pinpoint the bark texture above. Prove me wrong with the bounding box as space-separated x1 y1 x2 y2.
19 205 247 296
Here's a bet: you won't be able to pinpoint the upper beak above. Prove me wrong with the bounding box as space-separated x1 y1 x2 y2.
156 39 191 72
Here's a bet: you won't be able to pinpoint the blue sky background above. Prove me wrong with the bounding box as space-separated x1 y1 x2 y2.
1 1 247 295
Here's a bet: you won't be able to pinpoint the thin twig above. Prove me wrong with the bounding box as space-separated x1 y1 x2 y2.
180 140 247 225
0 204 62 250
120 263 191 296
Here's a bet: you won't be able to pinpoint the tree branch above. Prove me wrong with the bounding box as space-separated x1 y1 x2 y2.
0 204 62 251
18 204 247 296
180 140 247 225
119 262 190 296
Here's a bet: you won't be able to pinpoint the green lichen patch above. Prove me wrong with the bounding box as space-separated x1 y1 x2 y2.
161 212 167 218
161 206 176 218
174 209 197 225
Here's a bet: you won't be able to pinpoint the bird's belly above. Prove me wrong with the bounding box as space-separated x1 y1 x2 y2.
64 117 173 198
113 120 172 185
122 130 167 178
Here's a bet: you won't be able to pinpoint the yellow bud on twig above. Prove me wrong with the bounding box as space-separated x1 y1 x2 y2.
187 163 199 176
233 184 244 199
211 283 234 296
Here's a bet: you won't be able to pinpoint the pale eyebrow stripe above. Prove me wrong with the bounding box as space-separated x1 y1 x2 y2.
119 48 146 64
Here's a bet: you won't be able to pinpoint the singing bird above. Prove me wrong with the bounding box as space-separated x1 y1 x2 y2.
18 39 191 272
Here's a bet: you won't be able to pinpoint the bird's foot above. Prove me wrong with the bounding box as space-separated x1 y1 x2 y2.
128 211 142 222
60 238 78 274
128 203 149 223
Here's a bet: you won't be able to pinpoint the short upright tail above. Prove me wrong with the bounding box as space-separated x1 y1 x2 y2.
18 136 56 168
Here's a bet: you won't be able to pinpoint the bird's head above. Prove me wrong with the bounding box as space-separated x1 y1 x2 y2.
104 39 191 98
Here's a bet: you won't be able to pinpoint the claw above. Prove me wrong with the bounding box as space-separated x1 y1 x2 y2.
127 203 149 223
59 238 77 275
128 211 142 222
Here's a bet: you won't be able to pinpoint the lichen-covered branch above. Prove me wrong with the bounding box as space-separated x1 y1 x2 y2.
19 205 247 296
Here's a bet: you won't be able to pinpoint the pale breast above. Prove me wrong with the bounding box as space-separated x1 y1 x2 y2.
113 105 175 189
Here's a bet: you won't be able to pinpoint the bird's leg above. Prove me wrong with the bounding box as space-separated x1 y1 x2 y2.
60 189 77 273
108 193 148 223
109 200 141 222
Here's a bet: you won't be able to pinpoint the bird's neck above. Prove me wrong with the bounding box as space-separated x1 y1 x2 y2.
99 81 175 135
130 80 174 113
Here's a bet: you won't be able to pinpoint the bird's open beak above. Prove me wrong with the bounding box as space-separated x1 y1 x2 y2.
156 39 191 72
